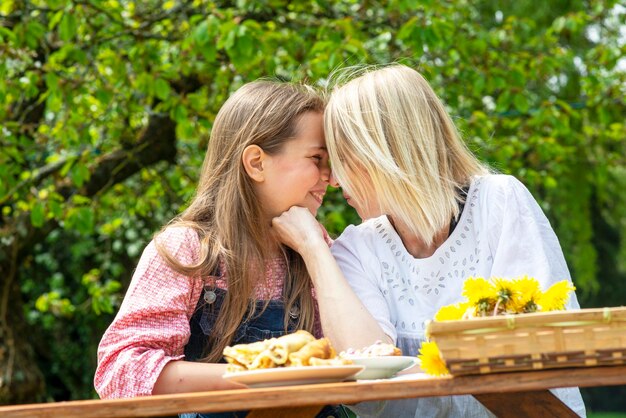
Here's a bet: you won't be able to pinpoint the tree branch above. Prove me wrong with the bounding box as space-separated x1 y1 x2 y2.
1 113 177 265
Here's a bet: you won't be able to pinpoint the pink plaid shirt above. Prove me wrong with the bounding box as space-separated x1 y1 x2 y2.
94 226 328 399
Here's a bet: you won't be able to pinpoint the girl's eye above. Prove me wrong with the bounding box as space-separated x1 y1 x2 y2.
311 155 323 162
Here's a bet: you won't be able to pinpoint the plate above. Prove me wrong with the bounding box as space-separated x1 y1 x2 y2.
348 356 418 380
223 365 365 388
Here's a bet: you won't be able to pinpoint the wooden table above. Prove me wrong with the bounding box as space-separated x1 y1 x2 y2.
1 365 625 418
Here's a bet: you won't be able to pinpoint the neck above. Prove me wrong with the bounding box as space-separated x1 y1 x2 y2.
388 216 449 259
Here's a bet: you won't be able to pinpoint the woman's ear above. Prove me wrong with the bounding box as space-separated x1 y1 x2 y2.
242 145 266 182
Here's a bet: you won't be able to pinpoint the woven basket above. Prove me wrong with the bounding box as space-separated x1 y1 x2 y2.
425 307 626 376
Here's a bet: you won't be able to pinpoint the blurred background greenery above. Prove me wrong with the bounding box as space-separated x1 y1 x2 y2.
1 0 625 413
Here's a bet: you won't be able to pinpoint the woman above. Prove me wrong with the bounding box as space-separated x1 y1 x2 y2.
272 65 586 417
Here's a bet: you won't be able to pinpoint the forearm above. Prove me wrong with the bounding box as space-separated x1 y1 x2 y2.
152 360 245 394
301 242 392 351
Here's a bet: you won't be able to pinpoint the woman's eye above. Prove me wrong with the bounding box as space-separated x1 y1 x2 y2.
311 155 322 162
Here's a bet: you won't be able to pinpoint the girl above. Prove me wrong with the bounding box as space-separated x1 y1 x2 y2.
272 65 586 417
94 80 336 417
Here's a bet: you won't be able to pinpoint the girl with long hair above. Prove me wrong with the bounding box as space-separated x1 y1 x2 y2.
95 80 333 414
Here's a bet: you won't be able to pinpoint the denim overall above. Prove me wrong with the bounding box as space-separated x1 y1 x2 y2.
181 287 348 418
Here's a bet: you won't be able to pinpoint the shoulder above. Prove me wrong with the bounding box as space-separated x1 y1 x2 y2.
156 225 200 243
332 216 386 249
331 217 388 269
153 226 202 264
472 174 534 211
474 174 526 197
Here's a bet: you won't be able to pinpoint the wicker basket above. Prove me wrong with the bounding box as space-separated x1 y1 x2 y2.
425 307 626 376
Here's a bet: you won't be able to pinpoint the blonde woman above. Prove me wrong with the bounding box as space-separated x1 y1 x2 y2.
272 65 585 417
95 80 347 418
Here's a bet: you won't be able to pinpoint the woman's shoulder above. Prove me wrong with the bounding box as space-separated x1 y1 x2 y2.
332 216 391 260
474 173 524 191
472 174 530 204
334 216 387 243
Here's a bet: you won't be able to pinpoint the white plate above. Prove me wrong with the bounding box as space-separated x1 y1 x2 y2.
348 356 418 380
223 365 365 388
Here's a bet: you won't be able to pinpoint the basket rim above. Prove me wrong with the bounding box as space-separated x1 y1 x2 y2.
427 306 626 335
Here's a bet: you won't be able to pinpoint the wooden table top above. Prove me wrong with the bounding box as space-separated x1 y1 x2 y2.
1 365 625 418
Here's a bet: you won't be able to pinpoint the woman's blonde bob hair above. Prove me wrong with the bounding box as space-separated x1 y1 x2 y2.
155 80 325 362
324 64 488 245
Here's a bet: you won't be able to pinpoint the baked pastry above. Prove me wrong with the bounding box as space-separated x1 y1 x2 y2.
223 330 351 371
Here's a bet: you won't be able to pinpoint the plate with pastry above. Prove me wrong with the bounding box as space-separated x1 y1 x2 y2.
222 331 363 387
223 364 364 388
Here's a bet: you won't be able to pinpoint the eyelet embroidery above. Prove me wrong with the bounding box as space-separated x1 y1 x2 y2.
376 178 484 304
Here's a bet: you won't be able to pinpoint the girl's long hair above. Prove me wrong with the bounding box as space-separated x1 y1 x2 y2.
325 64 489 246
156 81 325 362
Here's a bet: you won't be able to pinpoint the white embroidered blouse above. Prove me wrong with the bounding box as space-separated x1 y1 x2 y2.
331 174 586 417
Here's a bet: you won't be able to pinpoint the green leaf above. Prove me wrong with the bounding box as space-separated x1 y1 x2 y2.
66 207 94 234
193 20 211 45
496 90 511 112
25 21 46 48
0 26 17 43
47 0 68 9
30 202 45 227
398 17 419 41
154 78 171 101
513 94 530 113
70 163 90 188
59 13 78 42
48 10 64 30
472 76 485 95
46 72 60 90
171 104 188 123
0 0 15 16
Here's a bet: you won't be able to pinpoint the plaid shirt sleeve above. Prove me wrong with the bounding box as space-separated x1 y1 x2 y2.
94 227 204 399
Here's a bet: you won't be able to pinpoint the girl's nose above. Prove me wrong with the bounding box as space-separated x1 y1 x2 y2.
329 171 340 188
320 163 331 184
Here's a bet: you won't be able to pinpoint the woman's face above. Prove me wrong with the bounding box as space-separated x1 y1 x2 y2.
330 170 382 221
256 112 331 218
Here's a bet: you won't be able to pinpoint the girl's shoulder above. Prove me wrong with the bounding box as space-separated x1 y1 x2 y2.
155 225 200 243
153 225 203 261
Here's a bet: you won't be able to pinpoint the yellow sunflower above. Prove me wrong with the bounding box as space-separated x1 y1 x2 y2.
418 341 449 376
462 277 495 304
511 275 542 313
538 280 576 311
434 302 472 321
492 277 515 312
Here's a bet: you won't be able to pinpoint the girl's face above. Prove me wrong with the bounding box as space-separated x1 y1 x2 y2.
256 112 330 218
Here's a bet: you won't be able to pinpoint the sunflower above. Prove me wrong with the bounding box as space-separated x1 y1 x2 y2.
492 277 515 314
511 275 542 313
434 302 471 321
418 341 449 376
538 280 576 311
462 277 495 305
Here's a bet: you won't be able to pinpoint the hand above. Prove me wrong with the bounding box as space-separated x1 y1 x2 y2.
271 206 326 255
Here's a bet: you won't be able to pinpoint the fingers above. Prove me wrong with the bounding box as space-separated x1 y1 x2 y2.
271 206 324 251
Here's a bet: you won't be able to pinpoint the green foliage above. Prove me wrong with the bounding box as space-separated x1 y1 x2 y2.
1 0 624 407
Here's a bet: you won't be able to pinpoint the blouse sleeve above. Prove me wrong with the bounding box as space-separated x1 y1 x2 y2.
331 225 397 343
483 175 580 309
94 227 205 399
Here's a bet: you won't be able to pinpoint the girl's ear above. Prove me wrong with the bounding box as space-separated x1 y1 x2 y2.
242 145 266 182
